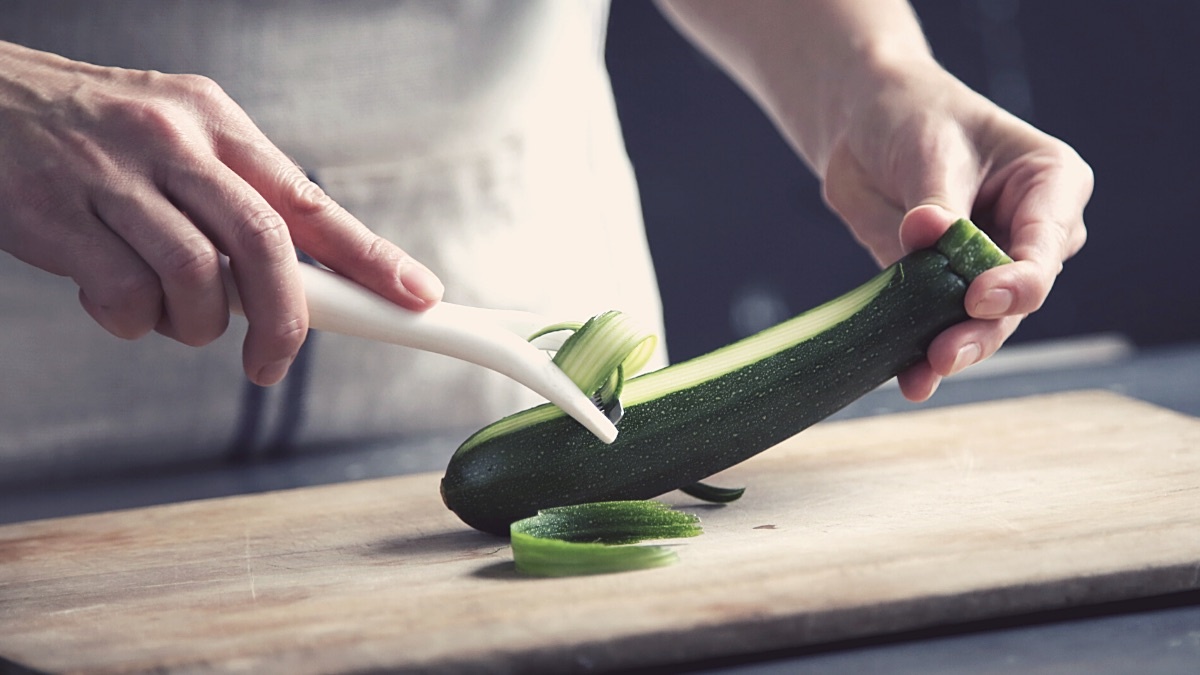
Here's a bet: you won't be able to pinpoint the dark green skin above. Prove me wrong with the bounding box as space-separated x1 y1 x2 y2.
441 248 972 535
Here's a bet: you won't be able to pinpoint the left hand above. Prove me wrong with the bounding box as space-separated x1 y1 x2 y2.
821 58 1092 401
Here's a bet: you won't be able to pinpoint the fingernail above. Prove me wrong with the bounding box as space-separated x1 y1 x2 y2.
974 288 1013 317
927 375 941 399
399 261 444 304
256 356 293 386
950 342 981 375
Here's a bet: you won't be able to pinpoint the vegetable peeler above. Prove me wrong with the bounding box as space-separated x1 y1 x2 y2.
221 262 619 444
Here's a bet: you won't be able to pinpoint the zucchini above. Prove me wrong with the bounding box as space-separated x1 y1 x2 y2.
441 219 1011 534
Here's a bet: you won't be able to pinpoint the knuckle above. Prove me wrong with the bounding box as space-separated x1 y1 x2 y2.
1067 151 1096 202
362 233 402 266
86 268 162 338
346 234 406 289
127 98 177 130
1034 140 1094 194
1030 221 1073 269
159 237 220 287
109 267 163 307
105 74 233 149
821 182 861 228
1068 222 1088 257
106 98 197 158
233 206 293 257
281 171 335 217
820 168 850 215
1018 270 1053 314
275 315 308 349
250 315 308 369
820 180 845 213
165 73 232 108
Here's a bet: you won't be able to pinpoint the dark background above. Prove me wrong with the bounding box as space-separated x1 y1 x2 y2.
606 0 1200 362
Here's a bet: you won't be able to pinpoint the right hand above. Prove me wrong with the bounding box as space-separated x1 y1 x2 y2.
0 41 443 385
819 59 1091 402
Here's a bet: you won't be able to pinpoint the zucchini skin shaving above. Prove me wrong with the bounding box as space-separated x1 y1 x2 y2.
442 220 1008 535
510 501 702 577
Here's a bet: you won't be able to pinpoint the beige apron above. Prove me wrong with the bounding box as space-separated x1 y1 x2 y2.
0 0 665 483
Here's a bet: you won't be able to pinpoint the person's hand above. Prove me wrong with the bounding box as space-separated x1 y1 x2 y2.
821 58 1092 401
0 41 443 385
652 0 1090 403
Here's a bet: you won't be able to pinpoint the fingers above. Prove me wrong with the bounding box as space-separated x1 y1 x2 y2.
893 153 1082 400
0 191 167 341
898 315 1023 403
971 144 1092 320
217 132 444 310
893 130 979 254
92 182 229 346
163 134 443 384
897 177 1066 323
160 158 309 385
895 362 941 403
273 167 444 310
897 203 958 252
71 235 163 341
230 250 306 388
154 79 441 383
927 315 1024 376
2 53 396 385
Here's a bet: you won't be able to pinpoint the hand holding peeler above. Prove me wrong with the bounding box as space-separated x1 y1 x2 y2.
222 263 619 443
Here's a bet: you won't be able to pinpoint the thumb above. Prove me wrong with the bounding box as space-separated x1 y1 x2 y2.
898 203 962 254
894 126 979 253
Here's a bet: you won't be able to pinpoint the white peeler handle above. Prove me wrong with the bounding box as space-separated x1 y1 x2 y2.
222 262 618 443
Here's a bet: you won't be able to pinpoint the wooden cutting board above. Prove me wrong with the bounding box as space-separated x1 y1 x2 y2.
3 390 1199 674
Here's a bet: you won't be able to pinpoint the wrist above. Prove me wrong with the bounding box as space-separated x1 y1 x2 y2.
658 1 937 172
767 39 939 178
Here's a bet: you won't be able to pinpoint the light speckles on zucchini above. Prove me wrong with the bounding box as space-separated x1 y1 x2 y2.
441 220 1011 535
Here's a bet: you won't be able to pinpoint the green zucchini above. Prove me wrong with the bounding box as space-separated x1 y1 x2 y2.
441 219 1011 534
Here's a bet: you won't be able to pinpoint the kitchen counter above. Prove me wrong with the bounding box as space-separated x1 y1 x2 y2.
3 336 1198 674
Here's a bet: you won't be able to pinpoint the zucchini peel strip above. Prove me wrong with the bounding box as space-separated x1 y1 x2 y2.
543 310 657 412
510 501 702 577
679 482 746 503
475 312 657 446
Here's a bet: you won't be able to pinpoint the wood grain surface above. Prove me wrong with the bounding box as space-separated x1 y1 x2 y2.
2 391 1198 674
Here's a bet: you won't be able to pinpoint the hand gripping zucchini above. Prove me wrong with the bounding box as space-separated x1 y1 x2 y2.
441 219 1012 534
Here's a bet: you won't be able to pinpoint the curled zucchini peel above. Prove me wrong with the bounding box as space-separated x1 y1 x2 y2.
510 501 702 577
